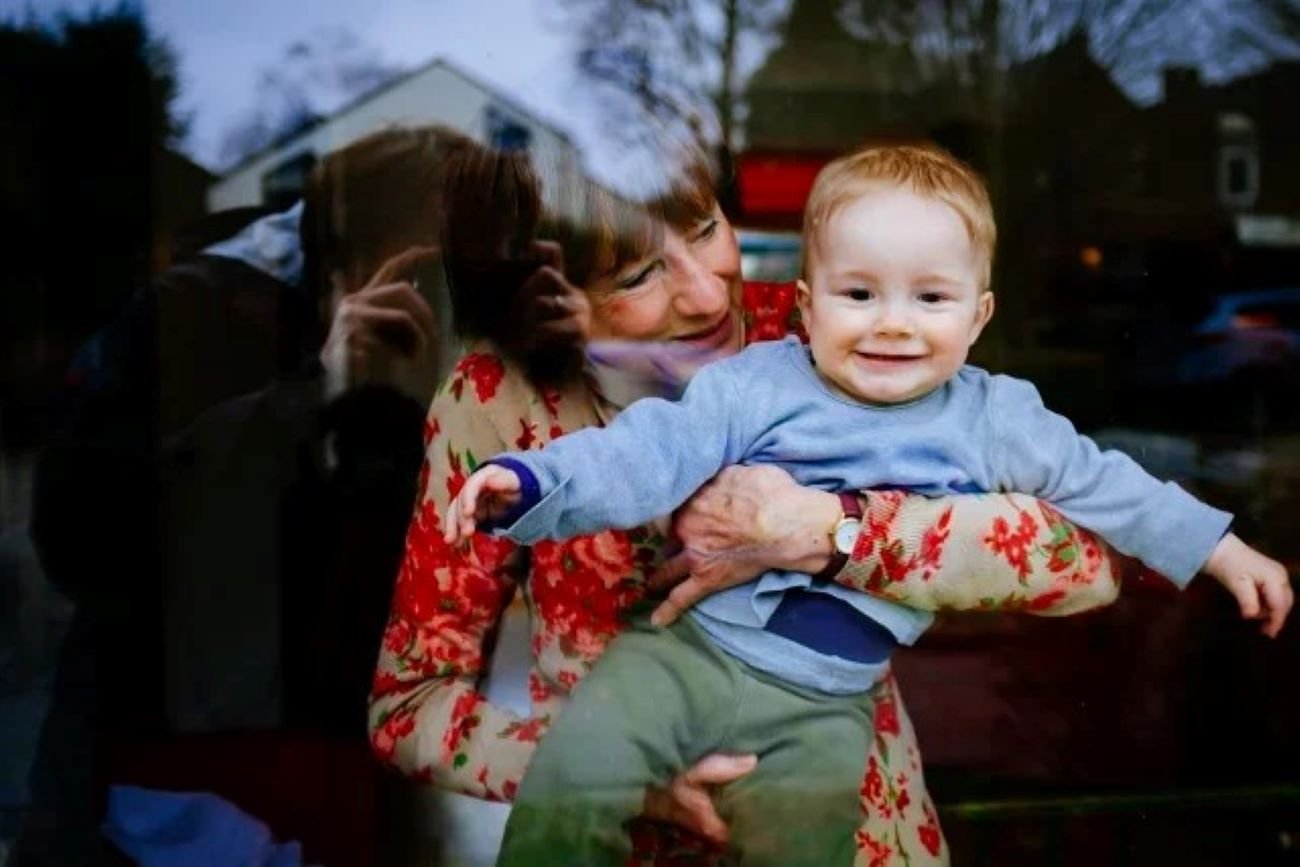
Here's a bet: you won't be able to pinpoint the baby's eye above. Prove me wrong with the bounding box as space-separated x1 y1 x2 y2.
918 291 948 304
847 288 873 302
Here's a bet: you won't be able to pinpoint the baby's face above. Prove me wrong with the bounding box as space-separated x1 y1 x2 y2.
799 185 993 405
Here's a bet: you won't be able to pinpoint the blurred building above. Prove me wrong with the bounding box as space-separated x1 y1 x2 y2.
208 57 582 213
1144 62 1300 267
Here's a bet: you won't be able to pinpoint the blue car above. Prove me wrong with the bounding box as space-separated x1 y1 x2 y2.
1172 287 1300 388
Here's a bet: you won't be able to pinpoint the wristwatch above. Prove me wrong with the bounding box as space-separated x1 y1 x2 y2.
811 492 864 582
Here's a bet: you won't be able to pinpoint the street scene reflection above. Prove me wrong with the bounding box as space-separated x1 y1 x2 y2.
2 0 1298 864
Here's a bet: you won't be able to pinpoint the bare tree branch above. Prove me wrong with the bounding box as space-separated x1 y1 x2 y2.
561 0 784 153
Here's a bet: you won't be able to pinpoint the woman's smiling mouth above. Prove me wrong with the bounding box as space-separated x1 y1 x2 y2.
675 313 734 345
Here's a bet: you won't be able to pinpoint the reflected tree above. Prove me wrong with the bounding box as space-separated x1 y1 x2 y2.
219 29 407 168
843 0 1184 95
0 4 184 445
562 0 787 161
1221 0 1300 59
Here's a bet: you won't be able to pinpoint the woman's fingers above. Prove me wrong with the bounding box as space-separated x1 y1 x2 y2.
651 575 707 627
349 282 437 349
643 753 757 844
677 753 759 842
366 244 440 287
648 551 693 594
339 301 428 355
683 752 758 786
675 786 728 844
517 265 590 346
529 238 565 273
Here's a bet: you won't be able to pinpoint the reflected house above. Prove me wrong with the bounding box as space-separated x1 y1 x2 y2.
1143 62 1300 274
207 57 582 213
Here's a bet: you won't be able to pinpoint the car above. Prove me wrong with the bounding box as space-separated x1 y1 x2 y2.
1172 287 1300 388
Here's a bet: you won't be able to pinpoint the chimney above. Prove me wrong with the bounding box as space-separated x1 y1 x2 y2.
1162 66 1201 104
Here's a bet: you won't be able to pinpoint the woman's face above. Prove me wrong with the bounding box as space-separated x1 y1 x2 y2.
585 206 744 359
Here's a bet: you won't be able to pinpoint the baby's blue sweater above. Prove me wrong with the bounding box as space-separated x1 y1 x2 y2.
497 337 1232 694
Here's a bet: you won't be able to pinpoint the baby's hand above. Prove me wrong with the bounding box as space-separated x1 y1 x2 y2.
443 464 523 545
1203 533 1293 638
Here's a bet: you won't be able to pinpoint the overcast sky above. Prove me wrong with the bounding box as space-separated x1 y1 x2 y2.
1 0 1288 183
1 0 625 173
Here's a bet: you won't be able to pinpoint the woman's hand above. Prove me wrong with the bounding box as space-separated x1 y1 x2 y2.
320 245 441 404
648 465 841 626
504 240 591 377
642 752 757 844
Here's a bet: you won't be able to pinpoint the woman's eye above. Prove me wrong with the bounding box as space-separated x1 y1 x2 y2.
692 219 719 243
615 260 660 290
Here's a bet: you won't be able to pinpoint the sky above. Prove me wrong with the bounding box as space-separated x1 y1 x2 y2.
1 0 1289 184
0 0 635 176
151 0 586 169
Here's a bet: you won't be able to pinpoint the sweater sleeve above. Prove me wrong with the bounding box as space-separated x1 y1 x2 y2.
501 358 750 543
837 491 1121 616
368 352 538 802
990 376 1231 586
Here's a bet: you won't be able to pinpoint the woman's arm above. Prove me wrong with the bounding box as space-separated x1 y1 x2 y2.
368 353 540 801
651 466 1119 624
839 490 1120 615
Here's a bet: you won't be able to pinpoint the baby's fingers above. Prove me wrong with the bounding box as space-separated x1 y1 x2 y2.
457 476 488 540
442 498 464 544
1226 574 1262 622
1258 570 1294 638
441 477 485 544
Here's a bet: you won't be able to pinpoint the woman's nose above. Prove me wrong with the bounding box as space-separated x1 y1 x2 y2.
668 250 729 319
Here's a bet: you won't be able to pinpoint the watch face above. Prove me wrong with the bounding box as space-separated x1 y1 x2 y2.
834 518 862 555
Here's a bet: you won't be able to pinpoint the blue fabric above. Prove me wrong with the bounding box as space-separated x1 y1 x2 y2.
204 202 304 287
766 589 898 663
102 785 302 867
484 457 542 530
499 336 1231 693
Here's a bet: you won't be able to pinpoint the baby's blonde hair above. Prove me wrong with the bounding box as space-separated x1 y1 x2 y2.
803 143 996 289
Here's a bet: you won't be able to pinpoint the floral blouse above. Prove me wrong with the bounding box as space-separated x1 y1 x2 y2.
369 281 1122 866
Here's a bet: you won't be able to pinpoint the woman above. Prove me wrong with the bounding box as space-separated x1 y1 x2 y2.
368 145 1120 865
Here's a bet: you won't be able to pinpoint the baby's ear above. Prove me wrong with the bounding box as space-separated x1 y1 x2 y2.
969 290 996 344
796 279 812 313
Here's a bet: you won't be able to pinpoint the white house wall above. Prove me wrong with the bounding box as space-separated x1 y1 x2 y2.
207 62 581 214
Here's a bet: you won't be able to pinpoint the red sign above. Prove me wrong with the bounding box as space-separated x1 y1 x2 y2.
737 152 834 221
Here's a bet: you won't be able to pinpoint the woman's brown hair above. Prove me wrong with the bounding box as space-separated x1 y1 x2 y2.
299 124 477 300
